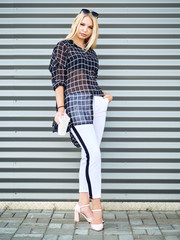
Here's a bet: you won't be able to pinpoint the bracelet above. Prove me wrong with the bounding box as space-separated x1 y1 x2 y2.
57 105 65 109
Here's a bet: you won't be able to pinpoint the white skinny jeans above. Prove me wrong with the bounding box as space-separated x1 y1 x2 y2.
70 96 109 199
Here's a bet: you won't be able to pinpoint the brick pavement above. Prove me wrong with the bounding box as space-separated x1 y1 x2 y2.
0 208 180 240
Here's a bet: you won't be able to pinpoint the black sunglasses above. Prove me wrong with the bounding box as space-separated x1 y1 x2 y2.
80 9 99 18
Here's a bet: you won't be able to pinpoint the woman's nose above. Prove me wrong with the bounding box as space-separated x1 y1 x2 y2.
83 26 88 32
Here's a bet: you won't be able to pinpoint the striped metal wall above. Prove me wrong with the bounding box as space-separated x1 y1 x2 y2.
0 0 180 202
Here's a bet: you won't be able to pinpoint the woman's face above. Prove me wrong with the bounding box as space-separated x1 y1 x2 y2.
77 16 93 41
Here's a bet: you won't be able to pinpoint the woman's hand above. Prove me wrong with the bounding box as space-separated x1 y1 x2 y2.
54 107 66 125
103 91 113 103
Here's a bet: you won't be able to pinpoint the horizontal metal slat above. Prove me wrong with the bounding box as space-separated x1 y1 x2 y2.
1 152 180 159
1 182 180 190
1 79 180 87
0 131 180 138
1 38 180 45
1 161 180 169
0 100 180 107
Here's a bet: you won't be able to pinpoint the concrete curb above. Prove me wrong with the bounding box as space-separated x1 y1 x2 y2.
0 201 180 210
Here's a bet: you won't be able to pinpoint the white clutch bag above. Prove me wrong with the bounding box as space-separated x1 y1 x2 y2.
58 113 70 136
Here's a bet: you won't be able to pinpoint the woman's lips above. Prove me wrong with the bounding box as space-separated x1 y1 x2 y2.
81 33 87 36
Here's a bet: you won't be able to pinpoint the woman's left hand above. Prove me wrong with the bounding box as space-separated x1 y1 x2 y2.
103 92 113 103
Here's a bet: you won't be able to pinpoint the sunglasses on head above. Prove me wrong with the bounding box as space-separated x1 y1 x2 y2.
80 8 99 18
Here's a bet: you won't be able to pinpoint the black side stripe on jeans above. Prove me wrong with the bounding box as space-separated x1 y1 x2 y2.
71 125 93 199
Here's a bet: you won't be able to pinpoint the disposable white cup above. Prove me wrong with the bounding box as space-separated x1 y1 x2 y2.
58 114 70 136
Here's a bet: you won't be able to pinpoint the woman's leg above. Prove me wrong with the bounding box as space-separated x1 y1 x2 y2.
71 124 101 220
76 96 108 196
71 96 108 223
91 96 108 224
71 124 101 199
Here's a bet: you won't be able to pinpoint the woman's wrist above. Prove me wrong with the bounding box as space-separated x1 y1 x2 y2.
58 106 65 112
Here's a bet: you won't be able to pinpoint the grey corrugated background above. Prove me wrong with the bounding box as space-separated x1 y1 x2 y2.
0 0 180 202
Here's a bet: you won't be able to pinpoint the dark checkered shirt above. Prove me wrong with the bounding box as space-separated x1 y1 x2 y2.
49 39 104 132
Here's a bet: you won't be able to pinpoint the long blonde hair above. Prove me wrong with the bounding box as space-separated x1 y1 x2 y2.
65 9 99 53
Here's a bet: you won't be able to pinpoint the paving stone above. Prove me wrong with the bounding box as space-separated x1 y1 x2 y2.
171 224 180 229
46 229 74 235
58 236 73 240
50 219 74 224
6 222 22 228
73 236 88 240
132 226 159 230
14 212 28 218
21 222 47 228
42 210 53 214
27 213 52 219
104 236 118 240
13 233 43 237
37 218 50 223
23 218 37 223
133 237 164 240
103 212 116 219
104 228 132 235
74 236 102 240
133 229 146 235
48 223 62 229
12 233 43 240
116 212 128 220
143 219 157 225
119 234 134 240
12 237 42 240
45 229 63 234
0 234 13 240
64 212 74 219
1 212 14 218
75 222 89 227
54 210 67 214
165 236 179 240
61 224 74 230
0 222 7 227
74 228 89 235
129 219 143 225
43 235 58 240
165 213 179 219
159 224 174 230
52 213 65 219
153 212 167 219
116 223 131 229
29 210 42 213
16 226 32 234
31 227 47 234
0 227 17 234
89 229 103 236
146 229 162 235
161 229 180 236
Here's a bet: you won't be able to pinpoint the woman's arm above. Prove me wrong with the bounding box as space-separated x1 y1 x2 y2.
55 86 64 110
54 86 66 124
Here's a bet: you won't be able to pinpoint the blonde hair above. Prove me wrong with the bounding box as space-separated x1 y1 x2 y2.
65 9 99 53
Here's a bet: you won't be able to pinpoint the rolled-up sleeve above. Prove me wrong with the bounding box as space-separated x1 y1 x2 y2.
49 41 68 91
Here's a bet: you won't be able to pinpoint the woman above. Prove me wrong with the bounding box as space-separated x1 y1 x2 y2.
49 9 113 231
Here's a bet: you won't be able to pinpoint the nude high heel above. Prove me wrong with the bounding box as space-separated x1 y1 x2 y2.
91 209 104 231
74 203 92 223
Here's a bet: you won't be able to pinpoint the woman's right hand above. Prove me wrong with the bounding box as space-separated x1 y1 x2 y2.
54 108 66 125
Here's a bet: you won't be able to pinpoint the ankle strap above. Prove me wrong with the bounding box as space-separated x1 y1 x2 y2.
79 204 90 208
92 209 102 212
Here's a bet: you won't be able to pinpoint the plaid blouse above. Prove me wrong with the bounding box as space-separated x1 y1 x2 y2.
49 39 104 145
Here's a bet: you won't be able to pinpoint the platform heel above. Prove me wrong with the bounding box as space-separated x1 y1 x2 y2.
74 203 92 223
